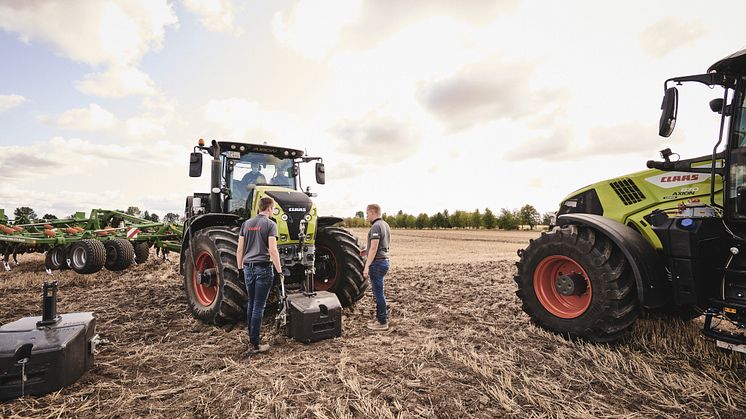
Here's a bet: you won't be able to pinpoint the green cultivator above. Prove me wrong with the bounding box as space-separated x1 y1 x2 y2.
0 209 182 274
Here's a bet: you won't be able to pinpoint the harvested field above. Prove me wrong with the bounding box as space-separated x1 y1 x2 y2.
1 229 745 418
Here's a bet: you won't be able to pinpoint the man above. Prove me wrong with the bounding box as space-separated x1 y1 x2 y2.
241 162 267 185
236 196 283 354
361 203 391 331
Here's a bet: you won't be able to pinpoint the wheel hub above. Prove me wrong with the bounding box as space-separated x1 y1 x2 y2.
555 273 587 296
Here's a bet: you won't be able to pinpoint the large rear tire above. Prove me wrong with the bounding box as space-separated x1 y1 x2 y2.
184 226 247 325
314 226 366 307
515 225 639 343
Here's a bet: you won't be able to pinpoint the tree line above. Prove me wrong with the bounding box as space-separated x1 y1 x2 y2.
8 206 181 225
341 205 553 230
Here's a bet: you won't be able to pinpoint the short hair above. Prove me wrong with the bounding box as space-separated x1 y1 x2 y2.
366 204 381 215
259 197 274 212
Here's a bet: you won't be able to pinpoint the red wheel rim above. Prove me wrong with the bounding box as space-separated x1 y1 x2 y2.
193 251 218 306
533 255 592 319
314 245 338 291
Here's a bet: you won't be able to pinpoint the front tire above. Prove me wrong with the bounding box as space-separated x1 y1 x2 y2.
67 239 106 274
183 226 247 325
314 226 366 307
515 225 639 343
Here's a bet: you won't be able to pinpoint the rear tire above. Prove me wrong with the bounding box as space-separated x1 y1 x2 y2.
67 239 106 274
134 242 150 264
515 225 639 343
315 226 367 307
183 226 247 325
105 239 135 271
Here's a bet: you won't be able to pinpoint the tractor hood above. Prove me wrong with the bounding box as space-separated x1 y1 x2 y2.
265 190 313 240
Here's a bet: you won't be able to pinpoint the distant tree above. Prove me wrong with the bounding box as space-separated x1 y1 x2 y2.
415 213 430 229
355 211 364 219
470 209 482 229
395 210 407 228
142 210 150 221
541 212 555 226
42 213 58 221
164 212 180 224
126 206 141 216
431 212 446 228
497 208 519 230
482 208 497 229
383 213 397 228
518 204 540 230
14 207 37 223
405 214 417 229
149 213 160 222
442 209 451 228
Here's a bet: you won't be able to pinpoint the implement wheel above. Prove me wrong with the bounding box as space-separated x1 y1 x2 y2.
134 242 150 264
184 226 247 325
105 239 135 271
515 225 639 343
67 239 107 274
314 226 366 306
45 246 69 271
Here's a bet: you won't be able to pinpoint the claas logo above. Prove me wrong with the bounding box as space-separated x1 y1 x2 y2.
660 174 699 183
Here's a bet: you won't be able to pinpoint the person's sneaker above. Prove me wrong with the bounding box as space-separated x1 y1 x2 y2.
367 320 389 331
248 343 270 354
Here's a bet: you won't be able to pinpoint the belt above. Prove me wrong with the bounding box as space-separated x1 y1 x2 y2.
374 257 389 261
244 261 271 267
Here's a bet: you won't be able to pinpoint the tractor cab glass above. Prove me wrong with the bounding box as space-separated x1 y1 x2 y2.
227 152 296 213
728 86 746 218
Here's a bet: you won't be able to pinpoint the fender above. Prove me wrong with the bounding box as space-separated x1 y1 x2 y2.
558 213 667 309
179 213 241 274
317 216 343 228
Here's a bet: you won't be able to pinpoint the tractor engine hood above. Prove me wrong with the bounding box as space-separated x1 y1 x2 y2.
265 191 313 240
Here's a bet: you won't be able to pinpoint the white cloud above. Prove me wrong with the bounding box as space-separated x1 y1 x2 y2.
0 137 182 181
50 104 118 132
0 1 178 97
272 0 362 60
203 98 302 143
640 17 707 57
183 0 240 34
76 66 158 98
0 94 27 112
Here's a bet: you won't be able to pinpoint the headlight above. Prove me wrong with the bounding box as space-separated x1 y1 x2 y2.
304 214 311 221
281 214 288 221
273 207 280 215
280 234 288 241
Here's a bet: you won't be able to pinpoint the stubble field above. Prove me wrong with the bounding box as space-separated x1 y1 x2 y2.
1 228 745 418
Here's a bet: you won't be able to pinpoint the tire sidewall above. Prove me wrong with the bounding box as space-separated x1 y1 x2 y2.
184 232 227 323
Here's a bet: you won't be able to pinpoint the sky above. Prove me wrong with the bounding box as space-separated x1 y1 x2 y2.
2 0 746 219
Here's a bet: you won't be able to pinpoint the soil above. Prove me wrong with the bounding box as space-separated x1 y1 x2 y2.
1 229 745 418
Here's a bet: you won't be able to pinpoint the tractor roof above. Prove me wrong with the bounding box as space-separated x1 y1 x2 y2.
708 48 746 75
217 141 304 159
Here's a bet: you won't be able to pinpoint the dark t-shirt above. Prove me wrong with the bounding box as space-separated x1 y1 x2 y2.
367 218 391 260
240 214 278 264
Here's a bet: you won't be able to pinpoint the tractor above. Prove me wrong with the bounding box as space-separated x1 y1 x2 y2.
516 49 746 353
181 139 366 326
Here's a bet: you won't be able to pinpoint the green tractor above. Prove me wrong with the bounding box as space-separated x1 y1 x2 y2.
181 139 366 326
516 49 746 353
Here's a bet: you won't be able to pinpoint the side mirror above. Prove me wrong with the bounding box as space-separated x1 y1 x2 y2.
659 87 678 137
709 98 724 113
189 152 203 177
315 162 326 184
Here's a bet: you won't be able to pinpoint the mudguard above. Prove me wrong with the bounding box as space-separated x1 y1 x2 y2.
558 213 667 309
317 216 343 228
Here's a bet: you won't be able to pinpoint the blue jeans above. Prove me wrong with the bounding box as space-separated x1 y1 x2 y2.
369 259 390 323
243 263 274 345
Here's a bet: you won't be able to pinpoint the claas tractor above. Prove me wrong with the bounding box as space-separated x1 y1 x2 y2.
516 49 746 353
181 139 366 326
